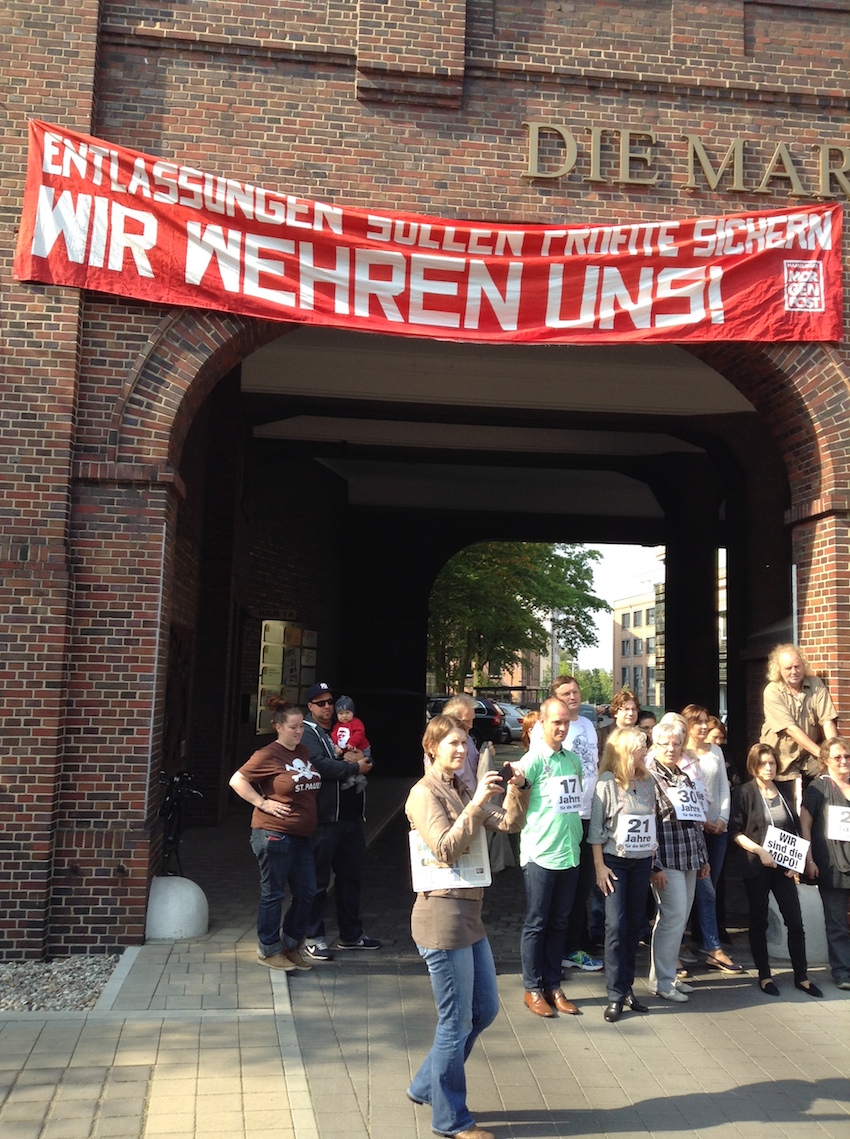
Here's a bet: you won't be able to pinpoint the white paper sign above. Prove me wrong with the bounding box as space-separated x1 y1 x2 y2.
764 824 810 873
693 778 709 817
662 781 706 822
408 827 491 891
826 804 850 842
614 812 657 855
547 774 582 814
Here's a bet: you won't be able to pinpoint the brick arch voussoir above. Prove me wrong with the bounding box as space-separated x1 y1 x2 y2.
685 341 850 508
112 310 291 467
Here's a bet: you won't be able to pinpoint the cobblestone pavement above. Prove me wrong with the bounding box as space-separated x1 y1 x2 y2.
289 788 850 1139
1 769 848 1139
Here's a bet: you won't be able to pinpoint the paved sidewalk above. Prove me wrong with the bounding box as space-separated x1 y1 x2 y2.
1 774 848 1139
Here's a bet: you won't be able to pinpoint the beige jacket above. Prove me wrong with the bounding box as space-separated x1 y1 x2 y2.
405 763 528 901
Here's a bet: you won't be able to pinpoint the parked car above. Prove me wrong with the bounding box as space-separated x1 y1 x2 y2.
579 702 598 724
426 695 503 747
493 702 524 744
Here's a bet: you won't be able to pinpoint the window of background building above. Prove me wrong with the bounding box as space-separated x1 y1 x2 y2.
622 613 630 630
622 639 631 656
633 666 643 700
633 611 643 627
647 667 655 692
633 637 643 656
646 607 655 625
622 666 631 686
647 636 655 653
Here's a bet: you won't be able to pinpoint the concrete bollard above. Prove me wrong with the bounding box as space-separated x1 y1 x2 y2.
766 882 828 965
145 875 209 940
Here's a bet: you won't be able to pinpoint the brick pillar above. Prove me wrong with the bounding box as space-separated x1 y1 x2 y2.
48 468 183 954
0 548 73 958
790 507 850 722
356 0 467 106
1 0 101 958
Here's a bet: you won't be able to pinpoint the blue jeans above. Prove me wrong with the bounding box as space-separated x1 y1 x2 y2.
602 853 653 1001
409 937 500 1137
249 829 316 957
818 886 850 984
564 822 602 954
306 818 366 943
694 830 728 952
521 861 579 991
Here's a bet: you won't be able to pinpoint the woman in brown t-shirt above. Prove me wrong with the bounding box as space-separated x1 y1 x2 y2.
229 697 321 972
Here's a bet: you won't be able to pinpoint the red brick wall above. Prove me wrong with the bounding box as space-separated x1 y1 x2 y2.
4 0 850 954
1 1 101 958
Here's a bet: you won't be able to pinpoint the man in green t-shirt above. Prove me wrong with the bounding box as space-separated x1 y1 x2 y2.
519 697 584 1018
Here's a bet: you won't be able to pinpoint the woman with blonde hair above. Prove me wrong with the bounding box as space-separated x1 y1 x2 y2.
589 727 656 1022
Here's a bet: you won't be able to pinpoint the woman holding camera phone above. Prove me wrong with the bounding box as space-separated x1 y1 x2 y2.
405 714 530 1139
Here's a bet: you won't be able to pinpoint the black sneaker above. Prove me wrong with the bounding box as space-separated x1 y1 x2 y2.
337 935 381 950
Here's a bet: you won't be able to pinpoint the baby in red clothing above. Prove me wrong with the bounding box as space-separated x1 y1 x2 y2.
331 695 372 791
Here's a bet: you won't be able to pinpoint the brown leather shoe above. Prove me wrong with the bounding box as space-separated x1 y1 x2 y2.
282 947 312 971
524 989 556 1017
256 951 297 971
544 987 581 1015
451 1128 495 1139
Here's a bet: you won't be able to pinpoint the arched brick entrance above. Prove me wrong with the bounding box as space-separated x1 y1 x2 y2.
29 314 849 956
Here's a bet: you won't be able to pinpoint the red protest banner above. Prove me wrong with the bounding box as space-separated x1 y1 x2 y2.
14 120 843 345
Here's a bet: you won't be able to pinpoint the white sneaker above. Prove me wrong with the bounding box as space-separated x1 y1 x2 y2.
654 987 689 1002
675 980 694 994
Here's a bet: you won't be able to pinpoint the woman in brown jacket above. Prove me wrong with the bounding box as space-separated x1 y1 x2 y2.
405 714 529 1139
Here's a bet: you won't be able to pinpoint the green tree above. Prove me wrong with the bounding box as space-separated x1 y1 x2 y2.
574 667 614 707
428 543 609 693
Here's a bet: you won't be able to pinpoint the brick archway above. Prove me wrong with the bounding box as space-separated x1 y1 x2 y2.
108 320 850 747
113 318 850 515
111 322 850 696
687 341 850 515
56 318 850 955
687 341 850 717
108 310 291 469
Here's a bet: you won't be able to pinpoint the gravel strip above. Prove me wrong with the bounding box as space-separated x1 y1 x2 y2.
0 955 120 1012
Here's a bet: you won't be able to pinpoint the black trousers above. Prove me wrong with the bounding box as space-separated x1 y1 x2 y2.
743 865 808 982
305 818 366 944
